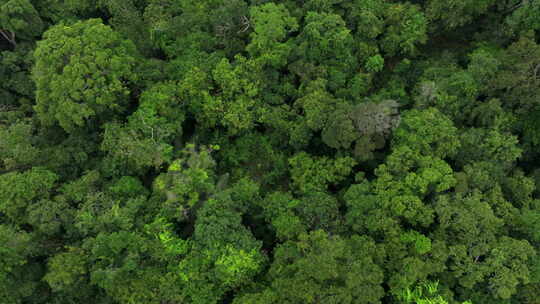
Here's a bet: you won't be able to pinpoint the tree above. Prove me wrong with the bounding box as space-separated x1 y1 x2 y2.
260 190 342 240
292 11 358 93
392 108 460 159
343 0 427 57
293 78 400 158
434 192 535 300
176 55 264 136
101 81 184 174
0 0 43 46
414 80 476 127
247 3 298 68
0 120 40 172
345 113 459 295
322 99 400 157
81 231 164 304
33 19 139 132
234 230 385 304
398 281 472 304
217 132 288 188
210 56 261 135
489 32 540 115
144 0 249 58
503 0 540 36
0 225 42 304
425 0 496 30
43 247 104 303
348 99 400 159
0 36 36 110
378 2 427 56
0 167 57 226
455 128 521 170
151 144 218 223
289 152 356 194
346 145 456 232
98 0 153 55
177 192 266 303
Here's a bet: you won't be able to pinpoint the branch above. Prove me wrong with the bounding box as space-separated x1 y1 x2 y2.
504 0 529 13
237 16 250 34
533 63 540 80
0 29 16 47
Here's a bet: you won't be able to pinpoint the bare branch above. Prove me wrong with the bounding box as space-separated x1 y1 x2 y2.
0 29 16 46
238 16 250 33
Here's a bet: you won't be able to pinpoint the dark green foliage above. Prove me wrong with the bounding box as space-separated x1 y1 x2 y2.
2 1 540 303
235 230 385 304
0 121 40 171
0 167 57 225
101 81 185 173
425 0 496 30
0 225 37 304
0 0 43 44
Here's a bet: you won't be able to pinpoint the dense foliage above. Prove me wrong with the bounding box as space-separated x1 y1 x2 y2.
1 0 540 303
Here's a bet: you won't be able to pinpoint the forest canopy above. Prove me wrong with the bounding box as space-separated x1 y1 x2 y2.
2 0 540 303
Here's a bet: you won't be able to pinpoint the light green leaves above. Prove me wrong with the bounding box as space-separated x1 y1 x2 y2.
247 3 298 67
393 108 460 159
289 152 356 193
215 246 263 287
